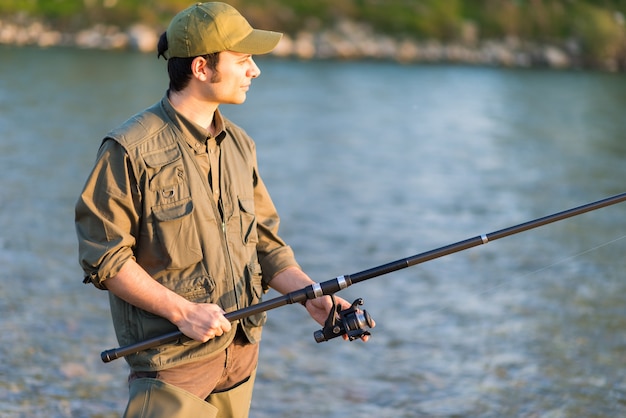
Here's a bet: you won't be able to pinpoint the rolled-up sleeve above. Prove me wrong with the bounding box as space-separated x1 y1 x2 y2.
75 139 140 289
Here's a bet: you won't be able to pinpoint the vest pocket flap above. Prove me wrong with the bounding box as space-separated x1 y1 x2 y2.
144 144 181 168
176 275 215 303
238 198 255 214
238 198 257 245
149 163 183 192
153 197 193 222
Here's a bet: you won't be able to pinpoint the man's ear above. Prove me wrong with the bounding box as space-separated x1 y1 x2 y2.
191 56 209 81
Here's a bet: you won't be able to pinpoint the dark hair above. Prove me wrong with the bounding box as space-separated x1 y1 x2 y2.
157 32 220 92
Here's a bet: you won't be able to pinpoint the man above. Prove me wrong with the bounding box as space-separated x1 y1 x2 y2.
75 2 368 417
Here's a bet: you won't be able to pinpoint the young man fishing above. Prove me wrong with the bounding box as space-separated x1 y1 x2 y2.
75 2 369 417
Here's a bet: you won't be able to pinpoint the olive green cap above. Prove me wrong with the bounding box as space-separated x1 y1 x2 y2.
164 2 282 58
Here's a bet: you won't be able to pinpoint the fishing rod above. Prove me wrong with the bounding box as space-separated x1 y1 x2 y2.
101 191 626 363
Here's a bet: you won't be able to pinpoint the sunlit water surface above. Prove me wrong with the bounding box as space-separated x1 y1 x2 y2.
1 46 626 417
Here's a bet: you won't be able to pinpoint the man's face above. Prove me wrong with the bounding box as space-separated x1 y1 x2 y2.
202 51 260 105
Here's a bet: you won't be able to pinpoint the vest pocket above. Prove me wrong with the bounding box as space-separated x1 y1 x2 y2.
177 275 215 303
153 197 203 269
238 198 258 246
242 262 266 330
135 307 179 343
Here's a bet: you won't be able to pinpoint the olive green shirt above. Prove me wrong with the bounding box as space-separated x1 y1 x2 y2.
75 95 299 370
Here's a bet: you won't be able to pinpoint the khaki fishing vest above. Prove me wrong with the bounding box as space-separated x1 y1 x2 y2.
104 100 281 371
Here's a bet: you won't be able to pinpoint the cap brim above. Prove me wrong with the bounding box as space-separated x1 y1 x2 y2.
229 29 282 55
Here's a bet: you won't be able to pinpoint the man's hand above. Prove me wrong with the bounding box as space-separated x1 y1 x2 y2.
174 301 232 343
270 266 374 342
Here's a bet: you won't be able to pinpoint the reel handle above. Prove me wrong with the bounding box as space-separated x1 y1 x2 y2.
314 297 374 343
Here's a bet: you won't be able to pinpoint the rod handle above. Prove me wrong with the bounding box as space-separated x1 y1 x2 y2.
100 330 183 363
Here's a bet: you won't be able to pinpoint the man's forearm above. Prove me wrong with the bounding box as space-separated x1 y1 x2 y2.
104 258 231 342
104 258 189 325
268 266 316 295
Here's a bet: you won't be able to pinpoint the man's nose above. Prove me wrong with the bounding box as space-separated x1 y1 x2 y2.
248 59 261 78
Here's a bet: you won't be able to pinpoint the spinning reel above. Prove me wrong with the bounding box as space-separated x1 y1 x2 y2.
314 296 374 343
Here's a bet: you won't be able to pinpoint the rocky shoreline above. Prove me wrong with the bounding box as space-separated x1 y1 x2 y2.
0 17 611 71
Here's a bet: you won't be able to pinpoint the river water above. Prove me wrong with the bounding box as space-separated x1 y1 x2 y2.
1 45 626 417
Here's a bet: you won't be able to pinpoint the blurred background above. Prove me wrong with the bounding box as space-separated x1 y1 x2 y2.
1 1 626 417
1 0 626 70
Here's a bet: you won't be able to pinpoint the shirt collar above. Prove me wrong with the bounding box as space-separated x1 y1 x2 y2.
162 94 227 152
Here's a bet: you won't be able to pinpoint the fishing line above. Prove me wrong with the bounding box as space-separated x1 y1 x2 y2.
483 233 626 296
424 233 626 319
409 233 626 393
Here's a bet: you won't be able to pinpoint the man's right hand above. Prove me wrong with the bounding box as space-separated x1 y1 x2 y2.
174 301 232 342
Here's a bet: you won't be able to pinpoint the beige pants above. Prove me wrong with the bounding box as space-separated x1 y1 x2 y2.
123 369 257 418
124 333 258 417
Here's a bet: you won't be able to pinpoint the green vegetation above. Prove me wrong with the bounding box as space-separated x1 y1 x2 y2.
1 0 625 67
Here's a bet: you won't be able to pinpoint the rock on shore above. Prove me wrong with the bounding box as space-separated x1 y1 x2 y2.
0 17 581 70
0 18 159 52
